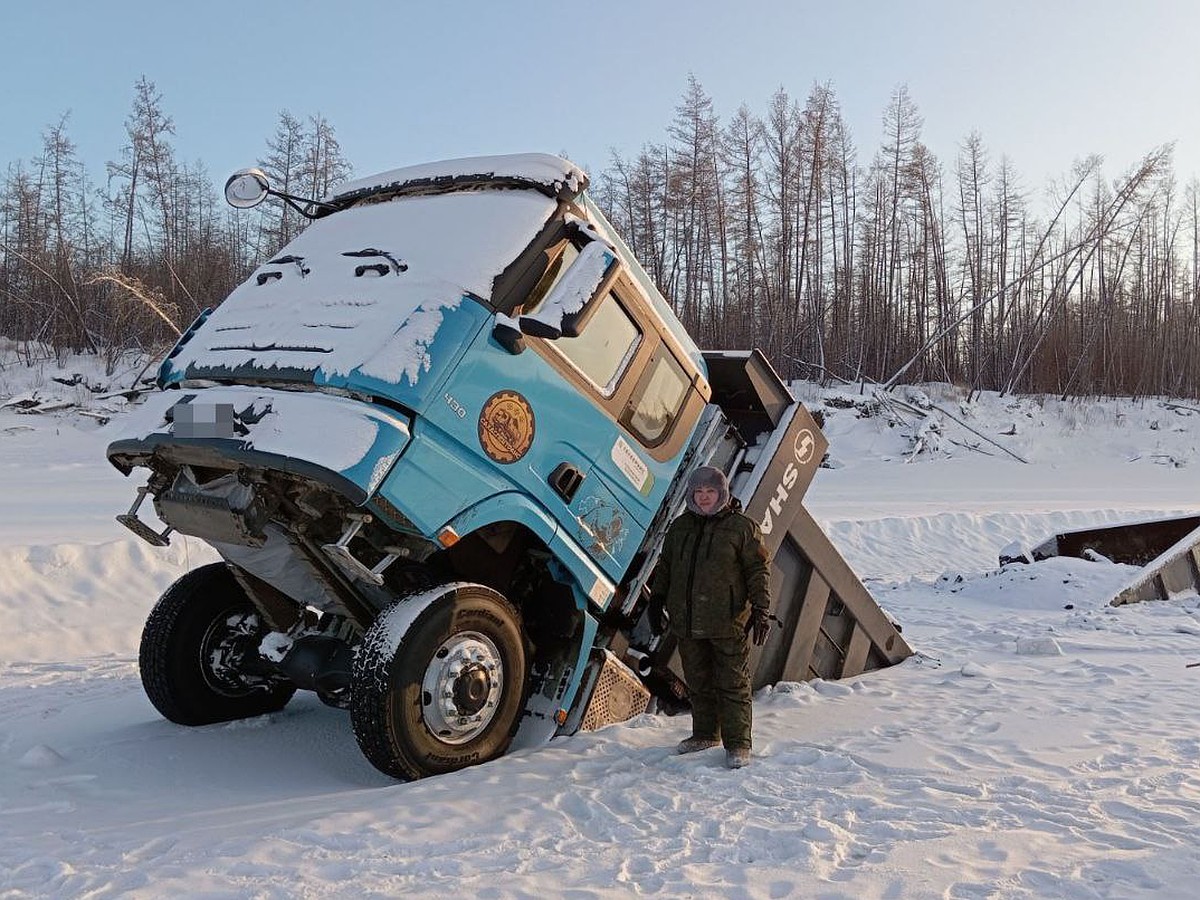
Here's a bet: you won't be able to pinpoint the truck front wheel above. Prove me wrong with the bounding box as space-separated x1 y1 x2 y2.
139 563 296 725
351 583 528 780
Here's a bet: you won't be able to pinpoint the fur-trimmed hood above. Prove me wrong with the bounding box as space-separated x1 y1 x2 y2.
685 465 730 515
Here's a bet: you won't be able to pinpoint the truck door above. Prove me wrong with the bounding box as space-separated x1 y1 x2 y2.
469 220 708 584
533 286 658 578
526 277 706 582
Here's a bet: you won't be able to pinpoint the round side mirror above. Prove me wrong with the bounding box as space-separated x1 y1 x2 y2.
224 168 270 209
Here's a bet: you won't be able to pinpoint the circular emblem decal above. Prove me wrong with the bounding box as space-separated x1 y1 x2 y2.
794 428 816 465
478 390 536 464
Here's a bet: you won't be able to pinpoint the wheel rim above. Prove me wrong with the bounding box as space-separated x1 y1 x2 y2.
420 631 505 744
199 607 270 697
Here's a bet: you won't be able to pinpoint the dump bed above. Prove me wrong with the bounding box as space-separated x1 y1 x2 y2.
707 351 912 686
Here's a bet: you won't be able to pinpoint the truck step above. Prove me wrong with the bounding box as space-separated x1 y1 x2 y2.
320 513 402 586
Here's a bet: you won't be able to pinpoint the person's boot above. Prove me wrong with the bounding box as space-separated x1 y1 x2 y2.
725 748 751 769
675 736 720 754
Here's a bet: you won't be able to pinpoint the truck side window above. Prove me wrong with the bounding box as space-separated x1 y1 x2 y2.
625 347 689 446
552 292 641 396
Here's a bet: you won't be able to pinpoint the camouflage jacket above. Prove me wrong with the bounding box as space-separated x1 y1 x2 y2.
649 503 770 639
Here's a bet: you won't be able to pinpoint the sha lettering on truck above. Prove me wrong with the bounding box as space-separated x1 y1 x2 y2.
760 427 816 536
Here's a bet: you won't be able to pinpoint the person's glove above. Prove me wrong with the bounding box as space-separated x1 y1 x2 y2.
647 598 667 636
746 606 771 646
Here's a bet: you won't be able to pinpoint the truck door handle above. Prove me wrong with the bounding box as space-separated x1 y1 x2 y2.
549 462 585 502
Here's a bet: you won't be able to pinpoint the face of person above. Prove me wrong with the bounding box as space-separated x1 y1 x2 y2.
693 484 720 514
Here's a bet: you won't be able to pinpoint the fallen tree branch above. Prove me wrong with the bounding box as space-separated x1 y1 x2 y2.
948 438 996 457
929 400 1030 464
878 392 1030 465
1162 401 1200 415
86 271 183 338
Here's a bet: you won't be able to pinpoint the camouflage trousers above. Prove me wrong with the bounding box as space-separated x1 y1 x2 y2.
676 632 753 751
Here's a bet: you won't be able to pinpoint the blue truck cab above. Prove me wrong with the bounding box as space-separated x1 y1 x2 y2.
108 154 909 780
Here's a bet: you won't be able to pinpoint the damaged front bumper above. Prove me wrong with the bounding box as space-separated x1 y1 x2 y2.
107 385 413 546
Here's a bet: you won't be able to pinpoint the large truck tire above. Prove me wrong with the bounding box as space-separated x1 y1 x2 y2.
139 562 296 725
351 583 528 780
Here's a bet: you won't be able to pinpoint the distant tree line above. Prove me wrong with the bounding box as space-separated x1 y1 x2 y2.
594 77 1200 399
0 77 349 371
3 75 1197 399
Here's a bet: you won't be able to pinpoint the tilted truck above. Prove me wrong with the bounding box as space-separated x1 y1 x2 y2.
107 154 911 780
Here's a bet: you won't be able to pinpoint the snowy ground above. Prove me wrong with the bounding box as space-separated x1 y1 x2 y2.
2 352 1200 899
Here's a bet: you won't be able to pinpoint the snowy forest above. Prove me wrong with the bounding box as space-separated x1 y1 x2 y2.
0 78 352 371
3 76 1199 398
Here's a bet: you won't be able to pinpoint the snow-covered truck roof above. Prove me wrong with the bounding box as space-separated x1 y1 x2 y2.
161 172 562 388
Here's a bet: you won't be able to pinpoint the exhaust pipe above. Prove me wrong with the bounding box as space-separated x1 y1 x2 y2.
623 648 652 677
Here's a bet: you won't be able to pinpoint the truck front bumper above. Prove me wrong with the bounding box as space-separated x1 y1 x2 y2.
106 385 413 504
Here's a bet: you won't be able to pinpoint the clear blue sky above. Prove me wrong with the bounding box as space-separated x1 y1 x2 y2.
4 0 1199 200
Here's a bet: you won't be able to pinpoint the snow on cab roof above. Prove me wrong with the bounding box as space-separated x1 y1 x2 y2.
328 153 589 205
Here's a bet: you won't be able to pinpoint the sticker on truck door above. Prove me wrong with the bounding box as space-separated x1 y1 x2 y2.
577 495 626 557
610 435 653 495
478 390 535 463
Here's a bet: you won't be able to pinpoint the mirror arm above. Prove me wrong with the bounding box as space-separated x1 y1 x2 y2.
273 190 339 219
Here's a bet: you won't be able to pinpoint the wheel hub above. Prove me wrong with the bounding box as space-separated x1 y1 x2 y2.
201 610 278 696
452 662 491 715
421 632 504 744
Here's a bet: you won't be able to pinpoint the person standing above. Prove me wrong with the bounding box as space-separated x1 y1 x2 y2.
648 465 772 768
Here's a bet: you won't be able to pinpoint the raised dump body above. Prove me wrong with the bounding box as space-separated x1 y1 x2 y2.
700 350 909 687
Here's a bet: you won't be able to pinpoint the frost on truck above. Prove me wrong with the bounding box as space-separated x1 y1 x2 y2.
108 153 910 781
